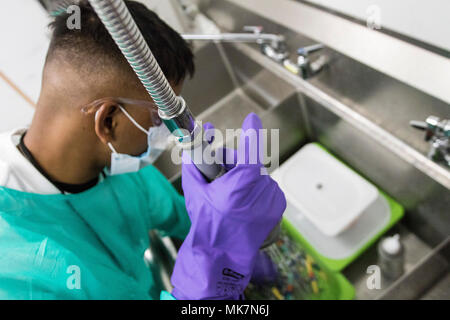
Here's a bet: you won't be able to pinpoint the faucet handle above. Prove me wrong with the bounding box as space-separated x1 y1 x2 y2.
411 116 449 166
425 115 440 128
243 25 263 35
409 120 428 130
297 43 325 57
410 120 433 141
410 116 450 141
296 43 327 79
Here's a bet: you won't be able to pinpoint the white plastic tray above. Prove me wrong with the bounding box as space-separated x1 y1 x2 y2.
272 143 379 237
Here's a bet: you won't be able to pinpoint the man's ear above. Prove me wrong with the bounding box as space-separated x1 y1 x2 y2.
93 101 120 145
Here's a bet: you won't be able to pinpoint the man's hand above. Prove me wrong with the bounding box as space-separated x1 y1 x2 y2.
170 113 286 300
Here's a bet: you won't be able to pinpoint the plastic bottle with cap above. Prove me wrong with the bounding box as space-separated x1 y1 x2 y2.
377 234 405 280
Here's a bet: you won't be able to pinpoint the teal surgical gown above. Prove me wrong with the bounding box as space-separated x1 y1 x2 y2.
0 165 190 299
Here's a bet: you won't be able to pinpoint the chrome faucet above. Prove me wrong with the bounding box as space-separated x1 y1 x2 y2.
410 116 450 167
282 43 328 79
297 44 329 79
183 28 328 79
182 26 289 63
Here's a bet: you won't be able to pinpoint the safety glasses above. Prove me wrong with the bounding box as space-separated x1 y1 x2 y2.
81 97 162 126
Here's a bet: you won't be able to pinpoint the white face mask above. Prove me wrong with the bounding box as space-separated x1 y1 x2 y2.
99 105 171 176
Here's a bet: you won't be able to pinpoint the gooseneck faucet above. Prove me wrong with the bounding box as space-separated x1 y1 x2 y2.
182 26 289 63
410 116 450 167
87 0 225 181
87 0 279 248
183 26 286 49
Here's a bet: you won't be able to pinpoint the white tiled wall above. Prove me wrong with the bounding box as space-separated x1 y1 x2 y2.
0 77 34 133
0 0 51 133
138 0 190 33
0 0 188 133
306 0 450 52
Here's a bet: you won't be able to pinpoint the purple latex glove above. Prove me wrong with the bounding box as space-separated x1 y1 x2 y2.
171 113 286 300
250 251 279 285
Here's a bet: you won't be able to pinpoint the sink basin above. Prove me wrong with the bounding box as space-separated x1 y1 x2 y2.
270 143 402 272
154 29 448 298
272 143 379 237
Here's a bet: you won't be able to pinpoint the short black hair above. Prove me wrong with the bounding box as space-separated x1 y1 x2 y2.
47 0 194 85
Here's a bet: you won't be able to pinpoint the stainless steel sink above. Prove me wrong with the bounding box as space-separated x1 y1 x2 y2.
154 42 305 180
153 1 449 299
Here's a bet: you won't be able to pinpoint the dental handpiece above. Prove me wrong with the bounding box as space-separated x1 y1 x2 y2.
88 0 278 246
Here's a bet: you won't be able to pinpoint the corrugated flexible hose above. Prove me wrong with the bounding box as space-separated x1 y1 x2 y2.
87 0 279 247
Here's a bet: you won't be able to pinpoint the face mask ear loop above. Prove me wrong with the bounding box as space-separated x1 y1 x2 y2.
108 142 118 154
95 110 118 155
118 105 150 135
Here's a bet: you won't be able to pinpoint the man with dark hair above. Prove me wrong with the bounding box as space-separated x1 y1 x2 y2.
5 0 194 194
0 1 285 300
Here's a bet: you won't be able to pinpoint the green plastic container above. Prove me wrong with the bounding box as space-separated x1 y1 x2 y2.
282 219 355 300
298 143 405 272
246 143 405 300
288 191 404 272
245 220 355 300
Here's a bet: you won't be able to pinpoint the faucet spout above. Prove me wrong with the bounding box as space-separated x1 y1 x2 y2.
182 33 285 47
182 26 288 63
410 116 450 167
